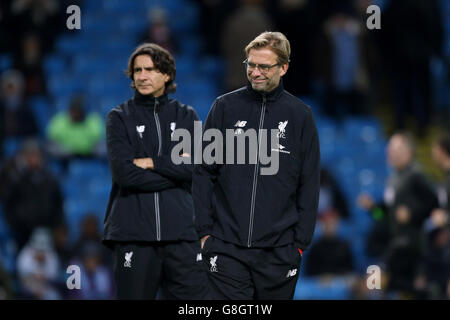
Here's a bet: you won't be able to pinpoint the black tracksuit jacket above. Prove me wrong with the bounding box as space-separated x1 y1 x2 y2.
102 91 199 248
192 81 321 251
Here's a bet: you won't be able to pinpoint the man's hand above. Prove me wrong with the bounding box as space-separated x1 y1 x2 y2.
201 235 210 249
133 158 154 170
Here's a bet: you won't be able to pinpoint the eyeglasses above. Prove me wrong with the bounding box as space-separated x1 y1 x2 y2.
243 59 279 74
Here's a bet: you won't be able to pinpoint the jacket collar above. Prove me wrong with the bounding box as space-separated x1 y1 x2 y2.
246 79 284 102
133 90 168 109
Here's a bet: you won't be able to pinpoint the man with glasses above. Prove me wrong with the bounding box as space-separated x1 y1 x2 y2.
193 32 321 299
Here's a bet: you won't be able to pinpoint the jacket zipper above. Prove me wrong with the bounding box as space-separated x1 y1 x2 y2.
247 95 266 247
154 100 162 241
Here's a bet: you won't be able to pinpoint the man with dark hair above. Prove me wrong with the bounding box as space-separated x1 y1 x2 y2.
102 43 208 299
193 31 321 300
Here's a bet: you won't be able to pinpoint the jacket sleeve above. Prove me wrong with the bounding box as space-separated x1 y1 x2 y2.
152 106 200 183
295 108 321 252
192 99 223 237
106 109 177 192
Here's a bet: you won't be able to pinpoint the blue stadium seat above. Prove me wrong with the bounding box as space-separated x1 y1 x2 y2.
44 54 67 75
29 96 54 137
294 277 352 300
0 54 12 72
2 137 24 158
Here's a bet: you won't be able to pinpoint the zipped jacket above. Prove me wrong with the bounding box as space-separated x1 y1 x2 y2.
103 91 199 247
192 81 320 251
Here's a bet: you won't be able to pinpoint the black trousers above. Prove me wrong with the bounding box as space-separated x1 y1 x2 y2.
201 236 302 300
113 240 209 300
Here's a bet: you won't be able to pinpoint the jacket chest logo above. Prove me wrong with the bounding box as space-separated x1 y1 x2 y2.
170 122 176 138
136 125 145 138
277 120 288 139
234 120 247 135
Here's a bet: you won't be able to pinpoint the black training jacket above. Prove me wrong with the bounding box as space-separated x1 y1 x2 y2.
103 91 199 248
192 81 321 251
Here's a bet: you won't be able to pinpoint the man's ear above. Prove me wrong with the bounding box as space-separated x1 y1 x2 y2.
280 63 289 77
164 74 170 83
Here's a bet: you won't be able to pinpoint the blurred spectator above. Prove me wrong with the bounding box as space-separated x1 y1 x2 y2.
382 204 423 298
46 95 104 161
16 227 61 299
72 214 111 266
140 8 178 54
270 0 314 96
357 132 439 297
381 0 443 135
304 210 355 277
318 168 350 220
0 139 65 250
411 134 450 299
67 240 114 300
0 261 14 299
0 69 38 152
221 0 274 91
313 4 370 118
198 0 236 56
414 222 450 299
13 32 47 97
9 0 64 54
52 223 72 269
359 132 439 236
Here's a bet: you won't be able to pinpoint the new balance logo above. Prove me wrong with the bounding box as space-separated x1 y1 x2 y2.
136 125 145 138
170 122 176 138
286 268 297 278
124 251 133 268
234 120 247 128
234 120 247 135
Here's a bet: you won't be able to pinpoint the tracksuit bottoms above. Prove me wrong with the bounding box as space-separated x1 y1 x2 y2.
201 236 303 300
113 240 209 300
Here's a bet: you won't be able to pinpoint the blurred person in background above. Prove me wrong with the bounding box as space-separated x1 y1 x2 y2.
413 134 450 299
67 240 114 300
313 2 370 118
103 43 208 300
16 227 61 299
358 132 439 298
318 168 350 220
0 139 65 250
221 0 274 91
52 223 72 271
431 134 450 213
9 0 64 54
0 261 14 299
198 0 236 56
140 7 178 55
0 69 38 156
13 32 47 97
304 210 355 278
73 213 111 266
46 94 104 163
269 0 314 96
381 0 443 135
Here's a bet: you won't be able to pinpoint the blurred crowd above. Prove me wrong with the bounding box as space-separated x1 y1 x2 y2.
0 0 449 299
